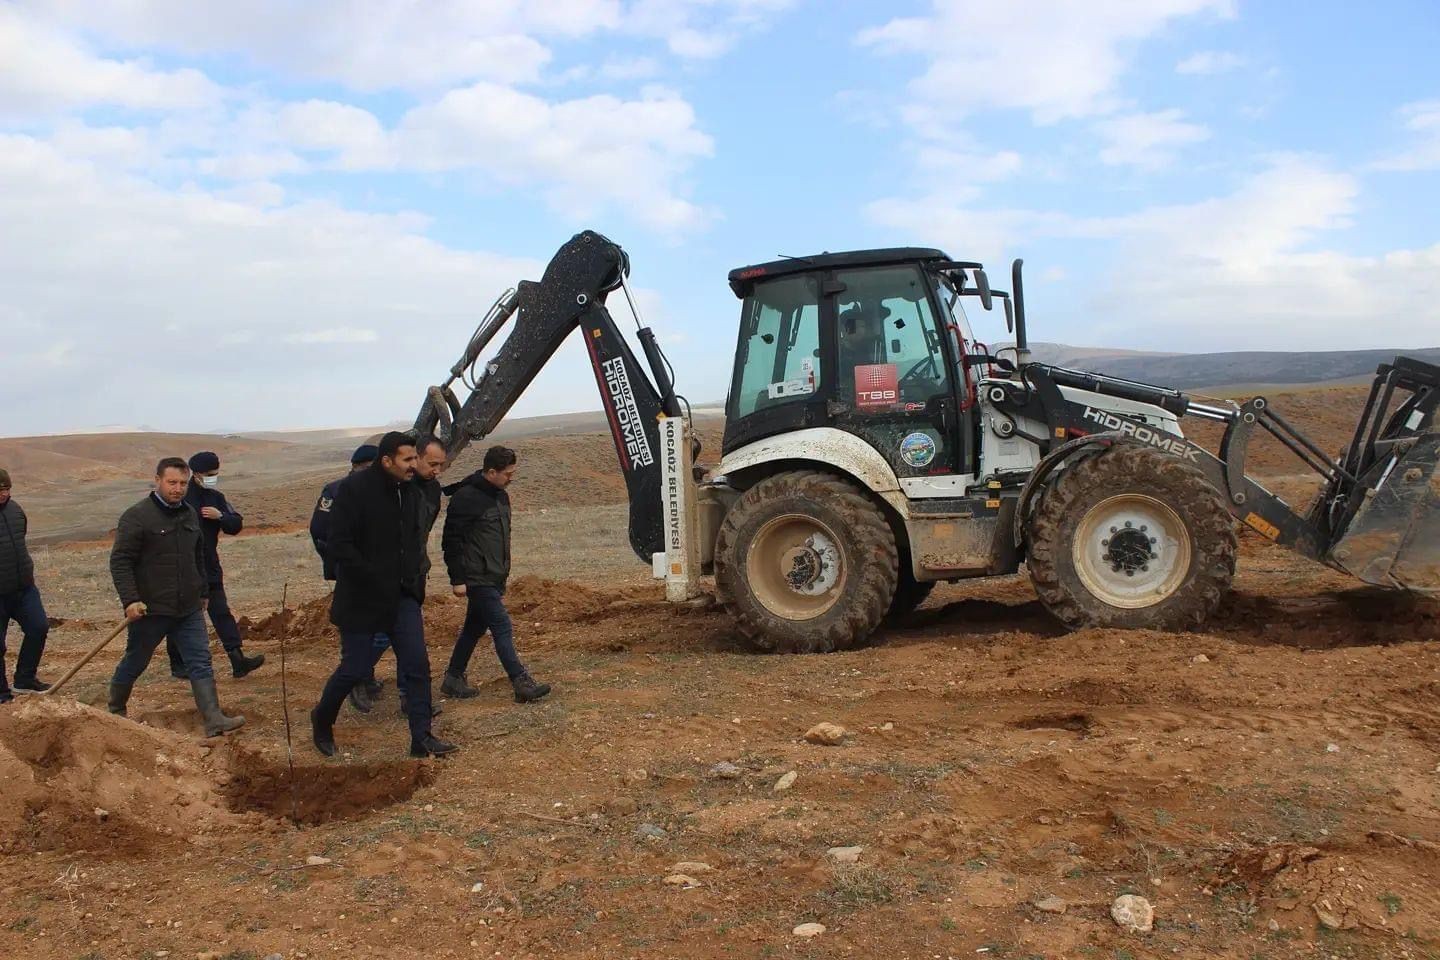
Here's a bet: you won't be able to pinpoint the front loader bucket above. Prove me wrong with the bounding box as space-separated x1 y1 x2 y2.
1328 430 1440 595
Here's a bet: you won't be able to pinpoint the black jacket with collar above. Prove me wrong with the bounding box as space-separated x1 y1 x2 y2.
109 493 210 617
328 464 426 633
183 479 242 586
0 498 35 595
441 471 511 590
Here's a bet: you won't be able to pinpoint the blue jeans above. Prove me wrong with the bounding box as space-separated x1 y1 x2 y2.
114 609 212 684
169 581 243 673
0 585 49 687
447 586 524 681
315 597 432 743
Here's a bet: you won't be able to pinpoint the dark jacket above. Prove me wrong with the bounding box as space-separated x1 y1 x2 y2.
442 471 511 590
0 499 35 595
328 465 426 633
309 476 344 581
109 493 210 617
408 476 443 600
183 479 242 586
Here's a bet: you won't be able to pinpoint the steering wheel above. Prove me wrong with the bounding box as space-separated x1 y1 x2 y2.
900 355 939 384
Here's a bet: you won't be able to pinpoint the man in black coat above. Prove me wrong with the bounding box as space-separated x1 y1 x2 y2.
440 446 550 704
166 451 264 680
310 443 378 581
0 468 51 700
108 458 244 737
310 432 456 759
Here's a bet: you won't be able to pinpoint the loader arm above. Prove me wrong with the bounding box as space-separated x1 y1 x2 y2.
413 230 684 563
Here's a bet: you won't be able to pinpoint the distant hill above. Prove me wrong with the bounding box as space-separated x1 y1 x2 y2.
1021 345 1440 391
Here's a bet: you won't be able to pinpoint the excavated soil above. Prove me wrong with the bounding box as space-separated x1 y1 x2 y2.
3 387 1438 959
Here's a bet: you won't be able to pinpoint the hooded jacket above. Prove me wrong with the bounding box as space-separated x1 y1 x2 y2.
441 471 511 590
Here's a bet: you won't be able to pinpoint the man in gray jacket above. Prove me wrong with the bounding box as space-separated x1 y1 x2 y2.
0 468 51 700
107 458 244 737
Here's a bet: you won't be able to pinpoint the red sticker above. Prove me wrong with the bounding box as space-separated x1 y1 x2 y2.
854 363 898 408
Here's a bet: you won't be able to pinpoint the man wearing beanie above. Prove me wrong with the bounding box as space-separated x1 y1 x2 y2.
108 457 244 737
310 442 387 712
173 451 264 679
0 468 52 699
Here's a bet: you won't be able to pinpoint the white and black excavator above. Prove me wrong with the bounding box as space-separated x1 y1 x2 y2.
414 230 1440 653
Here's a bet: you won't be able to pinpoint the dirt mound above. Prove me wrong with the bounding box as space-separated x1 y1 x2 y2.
505 575 657 623
239 593 335 648
0 699 247 856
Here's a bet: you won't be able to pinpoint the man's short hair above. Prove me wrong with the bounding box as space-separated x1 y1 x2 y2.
156 456 189 477
418 435 446 455
483 446 518 473
377 431 415 460
0 468 10 489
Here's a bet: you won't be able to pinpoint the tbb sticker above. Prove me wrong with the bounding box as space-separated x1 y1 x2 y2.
854 363 898 408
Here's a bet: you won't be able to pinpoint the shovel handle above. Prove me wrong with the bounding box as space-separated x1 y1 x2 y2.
44 619 130 697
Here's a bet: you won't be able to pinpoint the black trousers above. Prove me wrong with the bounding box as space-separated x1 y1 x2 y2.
314 597 432 744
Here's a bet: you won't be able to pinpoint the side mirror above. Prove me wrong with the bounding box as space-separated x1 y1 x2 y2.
973 269 993 311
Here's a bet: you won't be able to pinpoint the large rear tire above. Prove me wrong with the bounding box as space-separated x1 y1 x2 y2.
715 471 898 653
886 566 935 622
1027 444 1236 629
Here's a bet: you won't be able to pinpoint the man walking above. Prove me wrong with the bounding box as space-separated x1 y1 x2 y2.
0 469 51 700
391 435 447 718
108 458 244 737
310 443 385 713
440 446 550 704
167 451 264 680
310 432 455 758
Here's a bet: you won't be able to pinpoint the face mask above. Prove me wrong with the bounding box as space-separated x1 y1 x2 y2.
201 475 221 488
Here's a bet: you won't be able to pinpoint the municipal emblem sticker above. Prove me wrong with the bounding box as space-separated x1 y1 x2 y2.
899 432 937 468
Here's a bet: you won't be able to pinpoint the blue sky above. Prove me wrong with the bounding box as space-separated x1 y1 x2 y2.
2 0 1437 434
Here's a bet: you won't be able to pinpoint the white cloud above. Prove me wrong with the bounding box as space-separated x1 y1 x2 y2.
1371 100 1440 172
0 6 220 115
866 157 1440 350
1175 50 1245 74
859 0 1234 123
1094 109 1210 169
284 328 380 345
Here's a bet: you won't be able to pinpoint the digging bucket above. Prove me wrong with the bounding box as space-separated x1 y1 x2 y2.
1328 430 1440 595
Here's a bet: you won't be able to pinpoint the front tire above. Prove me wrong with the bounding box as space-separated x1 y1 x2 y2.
1027 444 1236 629
714 471 898 653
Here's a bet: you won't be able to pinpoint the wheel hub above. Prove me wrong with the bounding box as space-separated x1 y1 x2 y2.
1071 494 1192 609
1102 524 1157 576
745 516 846 619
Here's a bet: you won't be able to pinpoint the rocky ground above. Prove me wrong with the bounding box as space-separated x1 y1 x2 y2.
1 386 1437 960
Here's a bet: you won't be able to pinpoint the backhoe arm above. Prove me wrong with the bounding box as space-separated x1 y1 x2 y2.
413 230 683 563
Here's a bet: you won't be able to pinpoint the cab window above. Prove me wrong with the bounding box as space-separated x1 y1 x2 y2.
728 275 822 421
835 266 949 413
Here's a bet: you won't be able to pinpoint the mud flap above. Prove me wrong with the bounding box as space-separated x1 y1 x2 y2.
1328 431 1440 595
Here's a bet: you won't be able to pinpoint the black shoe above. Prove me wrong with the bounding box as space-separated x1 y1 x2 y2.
228 648 266 679
11 675 50 693
0 690 13 705
398 694 442 718
311 708 337 757
348 683 374 714
512 673 551 704
409 734 458 758
440 671 479 699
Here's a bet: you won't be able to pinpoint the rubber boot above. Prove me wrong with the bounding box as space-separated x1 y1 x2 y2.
512 673 551 704
107 680 133 716
365 678 385 699
190 677 245 737
228 647 266 679
440 671 478 699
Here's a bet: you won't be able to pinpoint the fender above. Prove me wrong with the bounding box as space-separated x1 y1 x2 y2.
1011 431 1127 546
715 427 902 496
